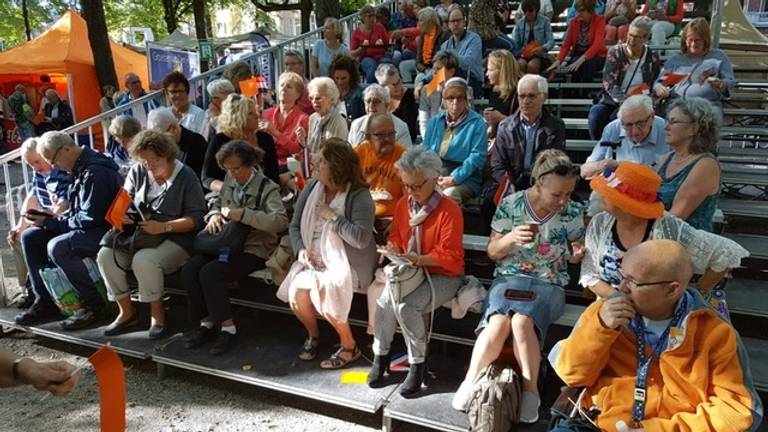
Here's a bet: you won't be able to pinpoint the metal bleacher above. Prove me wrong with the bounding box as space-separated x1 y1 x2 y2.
2 1 768 431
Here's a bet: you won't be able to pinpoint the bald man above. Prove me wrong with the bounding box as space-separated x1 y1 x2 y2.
549 240 763 432
355 113 406 219
40 90 74 132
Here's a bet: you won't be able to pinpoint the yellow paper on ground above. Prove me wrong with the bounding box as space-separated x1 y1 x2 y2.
340 370 369 384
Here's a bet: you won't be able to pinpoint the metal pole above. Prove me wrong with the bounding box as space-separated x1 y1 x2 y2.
712 0 725 49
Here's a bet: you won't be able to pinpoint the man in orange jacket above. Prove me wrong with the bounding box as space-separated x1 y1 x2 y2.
549 239 763 432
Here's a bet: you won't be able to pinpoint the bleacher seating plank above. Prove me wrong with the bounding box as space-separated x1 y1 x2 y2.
721 172 768 188
723 234 768 259
719 199 768 218
725 278 768 318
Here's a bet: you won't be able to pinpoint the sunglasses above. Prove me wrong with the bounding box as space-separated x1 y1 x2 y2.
538 164 580 178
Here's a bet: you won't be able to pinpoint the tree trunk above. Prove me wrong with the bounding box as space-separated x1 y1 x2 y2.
193 0 209 72
162 0 179 33
314 0 340 28
81 0 118 94
300 0 313 34
21 0 32 41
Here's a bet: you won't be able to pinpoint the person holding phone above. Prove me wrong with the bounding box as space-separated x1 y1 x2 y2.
452 150 585 424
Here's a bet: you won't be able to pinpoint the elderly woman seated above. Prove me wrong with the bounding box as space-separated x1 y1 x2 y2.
368 146 465 396
452 150 584 422
277 138 378 369
107 115 142 176
582 161 748 308
205 78 236 133
98 130 207 340
182 141 289 355
297 77 349 176
203 94 280 192
348 85 412 148
261 72 310 173
657 97 720 231
421 77 487 205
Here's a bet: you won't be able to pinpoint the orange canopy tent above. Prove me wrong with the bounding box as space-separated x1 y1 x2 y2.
0 10 149 135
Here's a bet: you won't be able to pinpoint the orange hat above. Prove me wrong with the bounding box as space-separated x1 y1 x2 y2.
590 161 664 219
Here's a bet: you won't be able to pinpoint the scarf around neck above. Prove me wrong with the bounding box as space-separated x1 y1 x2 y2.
407 190 443 255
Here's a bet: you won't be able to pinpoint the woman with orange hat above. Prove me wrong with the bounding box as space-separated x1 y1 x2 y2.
582 161 748 302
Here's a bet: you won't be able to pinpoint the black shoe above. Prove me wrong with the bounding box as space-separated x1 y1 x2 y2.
148 324 170 340
399 362 427 397
184 326 217 349
15 303 60 325
60 308 104 330
367 354 391 388
103 315 141 336
209 331 237 356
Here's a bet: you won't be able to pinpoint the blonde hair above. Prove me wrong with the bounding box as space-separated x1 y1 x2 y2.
531 149 578 185
278 72 306 99
680 17 711 54
488 50 521 101
218 94 258 139
324 17 344 42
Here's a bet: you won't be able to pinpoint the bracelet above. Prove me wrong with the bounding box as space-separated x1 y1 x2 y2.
12 358 25 384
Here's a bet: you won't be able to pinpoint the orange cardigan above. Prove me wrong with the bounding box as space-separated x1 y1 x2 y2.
388 195 465 276
557 14 607 62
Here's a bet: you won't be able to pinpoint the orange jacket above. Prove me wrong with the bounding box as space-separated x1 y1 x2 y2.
550 290 763 432
557 14 607 62
388 195 464 276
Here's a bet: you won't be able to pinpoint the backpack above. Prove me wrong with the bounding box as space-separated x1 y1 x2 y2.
467 362 522 432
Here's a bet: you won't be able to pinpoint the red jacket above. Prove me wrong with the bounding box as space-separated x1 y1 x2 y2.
557 14 607 62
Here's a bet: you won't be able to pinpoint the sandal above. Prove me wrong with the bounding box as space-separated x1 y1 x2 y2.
320 345 362 369
298 336 320 361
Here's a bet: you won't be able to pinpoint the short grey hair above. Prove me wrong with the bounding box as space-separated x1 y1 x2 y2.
41 131 76 153
629 16 653 37
284 49 305 65
417 7 440 29
206 78 235 98
307 77 340 104
21 138 39 157
518 74 548 94
374 63 400 86
667 97 720 154
108 115 142 140
618 95 654 118
443 77 471 101
395 146 442 180
363 84 391 105
45 89 59 99
147 107 179 132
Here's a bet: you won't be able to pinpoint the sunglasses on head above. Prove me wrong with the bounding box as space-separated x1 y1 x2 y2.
538 164 580 178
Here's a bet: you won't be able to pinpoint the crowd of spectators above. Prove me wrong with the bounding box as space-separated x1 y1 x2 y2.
4 1 764 429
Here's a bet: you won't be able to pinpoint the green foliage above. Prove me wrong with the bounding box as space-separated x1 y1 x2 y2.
0 0 69 50
340 0 367 17
103 0 170 40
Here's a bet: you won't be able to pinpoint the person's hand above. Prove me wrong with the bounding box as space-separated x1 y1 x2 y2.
616 420 645 432
566 56 586 72
375 39 384 46
568 241 586 263
598 294 636 329
362 39 371 46
24 213 47 227
51 200 69 216
16 358 81 397
121 215 136 226
706 77 727 92
507 224 536 245
205 213 226 234
437 176 456 188
222 206 244 222
295 127 307 148
7 227 21 247
483 109 505 124
378 241 404 255
653 84 670 98
546 60 561 73
298 249 325 270
316 202 338 221
138 220 165 235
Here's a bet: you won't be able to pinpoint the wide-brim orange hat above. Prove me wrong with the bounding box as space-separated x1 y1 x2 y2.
590 161 664 219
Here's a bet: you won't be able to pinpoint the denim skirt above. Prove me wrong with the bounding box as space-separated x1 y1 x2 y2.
476 274 565 342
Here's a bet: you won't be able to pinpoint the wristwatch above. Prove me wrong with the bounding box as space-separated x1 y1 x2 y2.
164 223 173 233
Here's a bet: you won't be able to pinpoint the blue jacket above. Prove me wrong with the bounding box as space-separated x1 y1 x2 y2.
422 110 487 195
441 31 484 85
511 15 555 54
43 147 123 245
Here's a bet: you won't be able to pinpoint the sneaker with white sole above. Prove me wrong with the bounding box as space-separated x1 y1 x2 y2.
519 390 540 423
451 379 473 411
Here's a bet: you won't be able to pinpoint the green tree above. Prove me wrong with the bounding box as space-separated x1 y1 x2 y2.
103 0 171 40
0 0 69 50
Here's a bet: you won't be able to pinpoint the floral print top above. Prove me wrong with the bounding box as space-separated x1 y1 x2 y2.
599 44 661 105
491 190 585 286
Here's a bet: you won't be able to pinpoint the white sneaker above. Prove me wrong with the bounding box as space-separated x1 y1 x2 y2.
451 379 473 411
519 390 540 423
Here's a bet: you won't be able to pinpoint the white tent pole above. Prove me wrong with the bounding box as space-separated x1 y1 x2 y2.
712 0 725 48
66 73 77 123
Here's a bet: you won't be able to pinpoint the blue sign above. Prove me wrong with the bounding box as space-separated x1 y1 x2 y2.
248 33 274 89
146 43 201 89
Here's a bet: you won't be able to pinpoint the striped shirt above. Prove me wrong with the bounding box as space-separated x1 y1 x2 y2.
32 169 73 210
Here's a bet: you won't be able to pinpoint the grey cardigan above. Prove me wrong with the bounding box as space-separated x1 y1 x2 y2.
289 179 378 289
209 169 289 259
125 161 207 253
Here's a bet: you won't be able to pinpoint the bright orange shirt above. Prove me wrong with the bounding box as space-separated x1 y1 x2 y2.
355 141 406 217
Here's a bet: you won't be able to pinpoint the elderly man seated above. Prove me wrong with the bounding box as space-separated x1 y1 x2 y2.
117 72 160 127
147 107 208 178
549 239 763 432
441 9 484 98
8 138 72 308
39 90 74 132
580 95 668 215
422 77 486 205
348 84 413 148
15 132 123 330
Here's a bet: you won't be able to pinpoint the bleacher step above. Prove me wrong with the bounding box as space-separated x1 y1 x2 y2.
724 233 768 259
726 278 768 318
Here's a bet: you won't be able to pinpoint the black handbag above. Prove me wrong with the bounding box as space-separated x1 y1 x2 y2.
100 223 166 272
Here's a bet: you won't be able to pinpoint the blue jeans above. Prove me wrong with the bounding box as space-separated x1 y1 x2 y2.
361 57 380 83
21 227 104 311
568 56 605 83
587 102 618 140
17 122 35 141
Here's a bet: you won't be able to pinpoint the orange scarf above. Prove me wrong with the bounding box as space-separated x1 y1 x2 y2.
422 27 437 65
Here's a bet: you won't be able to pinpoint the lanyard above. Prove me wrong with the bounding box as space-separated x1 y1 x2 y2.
629 294 688 427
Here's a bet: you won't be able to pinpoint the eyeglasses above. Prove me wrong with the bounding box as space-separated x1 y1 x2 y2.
45 145 64 166
537 164 580 178
402 179 429 191
443 95 467 102
617 268 675 290
666 119 692 127
447 18 463 24
518 92 541 100
364 98 383 105
370 130 396 139
621 113 653 130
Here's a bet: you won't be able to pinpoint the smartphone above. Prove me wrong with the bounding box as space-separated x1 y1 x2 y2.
504 289 536 302
25 208 53 217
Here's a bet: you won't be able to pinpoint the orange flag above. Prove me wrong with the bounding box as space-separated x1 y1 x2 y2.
521 41 541 60
240 76 268 97
662 72 688 86
425 67 446 97
105 189 132 232
628 83 649 95
89 346 125 432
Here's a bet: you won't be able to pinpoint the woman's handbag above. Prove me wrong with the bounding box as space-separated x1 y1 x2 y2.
383 254 426 303
193 221 251 256
100 224 166 272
